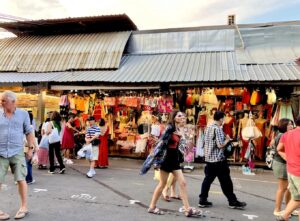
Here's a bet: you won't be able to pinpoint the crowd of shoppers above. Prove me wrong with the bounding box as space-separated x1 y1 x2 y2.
2 90 300 220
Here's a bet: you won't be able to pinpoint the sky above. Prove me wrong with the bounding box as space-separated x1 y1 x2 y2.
0 0 299 31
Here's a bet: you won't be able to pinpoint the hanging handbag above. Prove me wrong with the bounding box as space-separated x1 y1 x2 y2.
48 122 60 144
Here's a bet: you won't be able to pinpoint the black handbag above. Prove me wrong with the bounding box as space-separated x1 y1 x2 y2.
91 139 100 146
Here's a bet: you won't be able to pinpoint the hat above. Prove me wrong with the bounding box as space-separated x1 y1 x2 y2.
87 116 95 121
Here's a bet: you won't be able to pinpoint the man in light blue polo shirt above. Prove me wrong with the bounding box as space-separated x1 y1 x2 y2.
0 90 37 220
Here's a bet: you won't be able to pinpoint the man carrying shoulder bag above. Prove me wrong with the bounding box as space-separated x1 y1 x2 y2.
198 111 246 209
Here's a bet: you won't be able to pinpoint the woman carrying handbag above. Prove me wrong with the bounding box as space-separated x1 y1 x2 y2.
47 111 65 174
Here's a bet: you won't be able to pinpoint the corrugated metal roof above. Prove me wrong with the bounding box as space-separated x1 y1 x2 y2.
0 14 137 36
0 72 61 82
126 29 234 54
236 25 300 64
0 32 131 72
2 52 298 83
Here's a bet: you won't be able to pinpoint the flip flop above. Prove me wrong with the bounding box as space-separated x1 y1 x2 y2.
0 211 9 220
148 207 164 215
14 210 28 219
170 195 182 200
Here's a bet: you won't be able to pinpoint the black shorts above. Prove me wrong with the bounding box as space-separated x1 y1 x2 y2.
160 148 181 173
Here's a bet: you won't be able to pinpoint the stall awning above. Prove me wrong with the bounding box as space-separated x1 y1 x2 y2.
0 31 131 72
0 52 300 84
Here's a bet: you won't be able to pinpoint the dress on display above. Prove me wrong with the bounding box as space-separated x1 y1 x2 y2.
223 117 235 138
254 119 266 160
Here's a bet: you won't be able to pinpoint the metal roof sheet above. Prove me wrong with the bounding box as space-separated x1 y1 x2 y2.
236 25 300 64
0 32 131 72
126 29 234 54
0 14 137 36
1 52 299 83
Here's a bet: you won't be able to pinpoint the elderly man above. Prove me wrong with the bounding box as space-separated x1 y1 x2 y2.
0 90 37 220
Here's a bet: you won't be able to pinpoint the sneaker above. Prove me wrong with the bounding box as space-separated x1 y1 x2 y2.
86 170 94 178
59 168 66 174
292 210 299 216
27 180 36 185
48 170 55 174
198 200 213 208
229 200 247 209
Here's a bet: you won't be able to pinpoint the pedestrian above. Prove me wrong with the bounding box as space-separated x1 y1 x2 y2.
0 90 37 219
61 114 79 164
37 115 51 169
96 118 109 168
47 111 65 174
198 111 246 209
85 116 100 178
148 110 202 217
277 115 300 221
25 111 38 184
272 118 298 217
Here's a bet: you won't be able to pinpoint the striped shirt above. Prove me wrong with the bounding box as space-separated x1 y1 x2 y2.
86 125 101 139
203 123 226 162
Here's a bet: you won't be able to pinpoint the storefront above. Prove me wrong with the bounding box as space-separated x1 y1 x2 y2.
0 16 299 163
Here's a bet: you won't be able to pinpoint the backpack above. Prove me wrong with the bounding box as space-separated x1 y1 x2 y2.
265 133 282 168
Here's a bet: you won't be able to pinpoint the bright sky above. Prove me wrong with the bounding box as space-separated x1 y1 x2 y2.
0 0 299 30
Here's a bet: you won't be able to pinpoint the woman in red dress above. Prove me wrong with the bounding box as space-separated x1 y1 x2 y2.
61 114 79 161
96 118 110 168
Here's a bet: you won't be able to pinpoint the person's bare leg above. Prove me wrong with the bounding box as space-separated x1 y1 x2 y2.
170 177 178 198
18 180 28 212
90 160 95 170
149 170 169 209
274 179 288 213
282 199 300 220
172 170 190 211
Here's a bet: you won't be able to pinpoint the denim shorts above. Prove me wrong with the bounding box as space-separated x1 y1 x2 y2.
0 151 27 183
91 145 99 161
288 173 300 201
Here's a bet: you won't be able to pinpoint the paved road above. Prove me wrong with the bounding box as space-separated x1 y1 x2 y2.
0 158 298 221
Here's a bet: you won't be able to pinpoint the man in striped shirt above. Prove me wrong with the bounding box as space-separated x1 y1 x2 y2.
198 111 246 209
85 116 100 178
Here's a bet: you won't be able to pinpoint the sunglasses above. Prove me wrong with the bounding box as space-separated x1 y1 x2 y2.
177 114 186 117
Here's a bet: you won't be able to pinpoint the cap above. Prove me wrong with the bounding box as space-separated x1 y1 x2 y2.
87 116 95 121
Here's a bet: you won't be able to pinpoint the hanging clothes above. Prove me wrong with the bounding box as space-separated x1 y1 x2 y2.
242 88 251 104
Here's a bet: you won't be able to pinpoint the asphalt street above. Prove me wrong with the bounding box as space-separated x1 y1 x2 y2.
0 158 298 221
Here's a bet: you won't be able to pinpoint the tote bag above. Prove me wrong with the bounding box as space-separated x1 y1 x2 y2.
48 122 60 144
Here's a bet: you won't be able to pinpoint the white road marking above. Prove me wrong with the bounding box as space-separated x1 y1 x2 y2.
132 182 144 186
243 214 259 220
71 193 96 201
33 188 48 193
129 200 140 204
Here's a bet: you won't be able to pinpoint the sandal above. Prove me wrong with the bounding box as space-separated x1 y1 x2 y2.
0 210 9 220
148 207 164 215
14 210 28 219
185 207 202 217
162 194 171 202
170 195 182 200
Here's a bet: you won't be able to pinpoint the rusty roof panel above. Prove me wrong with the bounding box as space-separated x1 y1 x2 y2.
0 32 131 72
